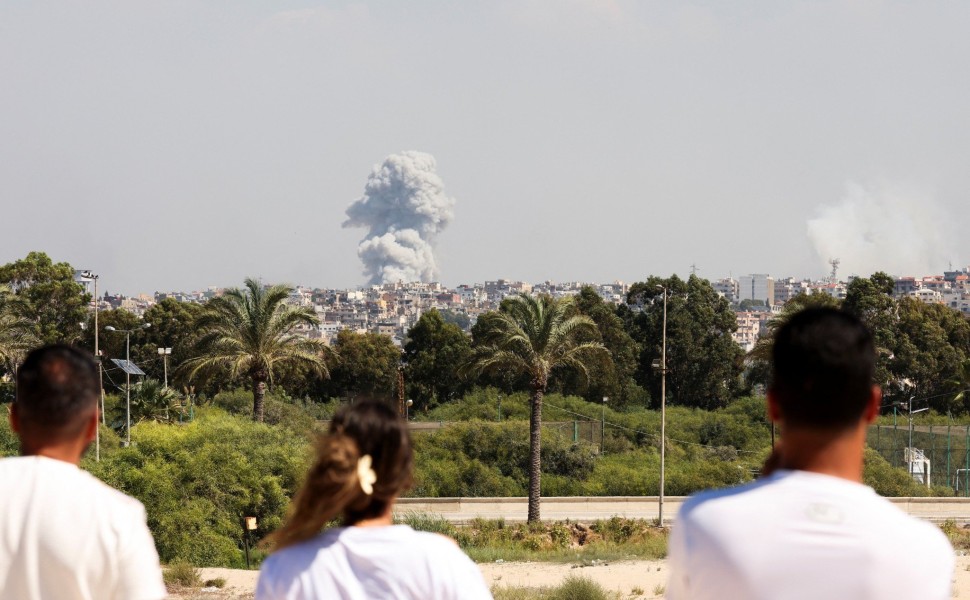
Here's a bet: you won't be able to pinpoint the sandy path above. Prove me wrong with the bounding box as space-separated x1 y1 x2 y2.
193 556 970 598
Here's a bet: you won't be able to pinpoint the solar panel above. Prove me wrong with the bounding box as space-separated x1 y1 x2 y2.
110 359 146 376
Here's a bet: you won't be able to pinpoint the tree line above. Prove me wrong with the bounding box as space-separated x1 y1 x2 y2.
3 251 970 522
2 252 969 417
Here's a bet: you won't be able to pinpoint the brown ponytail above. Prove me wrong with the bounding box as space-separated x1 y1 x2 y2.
264 400 414 551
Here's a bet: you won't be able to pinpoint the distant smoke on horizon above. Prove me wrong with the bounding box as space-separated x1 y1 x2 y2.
806 182 956 278
343 151 456 285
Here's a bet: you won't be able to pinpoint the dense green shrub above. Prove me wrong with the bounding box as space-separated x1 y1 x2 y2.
862 448 952 497
84 409 312 566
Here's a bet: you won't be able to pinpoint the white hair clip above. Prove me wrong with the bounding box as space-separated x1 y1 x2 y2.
357 455 377 496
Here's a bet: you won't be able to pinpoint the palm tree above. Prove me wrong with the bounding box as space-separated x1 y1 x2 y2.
129 379 182 424
180 278 334 422
0 284 38 373
951 359 970 410
464 294 606 522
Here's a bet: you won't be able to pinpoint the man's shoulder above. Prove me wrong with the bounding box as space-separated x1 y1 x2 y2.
0 456 145 515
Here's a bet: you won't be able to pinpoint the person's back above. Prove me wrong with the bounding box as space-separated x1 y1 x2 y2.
257 525 486 599
0 345 165 600
668 470 952 599
256 400 492 600
665 308 954 599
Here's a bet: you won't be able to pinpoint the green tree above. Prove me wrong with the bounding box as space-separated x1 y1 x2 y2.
889 298 970 414
624 275 744 409
325 329 402 401
0 284 38 373
556 286 643 408
0 252 90 345
138 299 205 385
180 278 333 422
464 293 605 522
843 272 900 389
951 359 970 412
437 309 471 331
403 310 472 411
128 379 182 424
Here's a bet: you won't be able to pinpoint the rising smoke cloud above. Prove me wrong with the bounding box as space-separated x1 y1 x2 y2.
806 182 955 277
343 151 455 284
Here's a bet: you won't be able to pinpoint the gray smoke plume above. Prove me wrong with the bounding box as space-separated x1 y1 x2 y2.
806 181 955 277
343 151 455 284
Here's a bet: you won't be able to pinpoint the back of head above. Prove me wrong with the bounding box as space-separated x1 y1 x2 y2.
15 345 100 442
770 308 875 430
267 400 413 550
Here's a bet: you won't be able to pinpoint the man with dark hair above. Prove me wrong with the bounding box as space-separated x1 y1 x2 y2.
666 308 953 599
1 345 166 600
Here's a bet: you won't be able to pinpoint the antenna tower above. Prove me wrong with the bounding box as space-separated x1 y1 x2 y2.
829 258 840 283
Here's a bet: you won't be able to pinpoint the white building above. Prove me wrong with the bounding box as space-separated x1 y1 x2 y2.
739 274 775 307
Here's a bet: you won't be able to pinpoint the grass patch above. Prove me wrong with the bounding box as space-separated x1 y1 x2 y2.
163 559 201 588
203 577 227 588
402 514 667 563
493 576 621 599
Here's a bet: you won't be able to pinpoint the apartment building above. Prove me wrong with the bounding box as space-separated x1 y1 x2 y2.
739 274 774 307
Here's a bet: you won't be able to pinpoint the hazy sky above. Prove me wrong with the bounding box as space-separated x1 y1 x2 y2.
2 1 968 295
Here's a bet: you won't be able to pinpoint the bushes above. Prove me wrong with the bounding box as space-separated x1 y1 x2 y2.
83 408 312 567
409 420 598 497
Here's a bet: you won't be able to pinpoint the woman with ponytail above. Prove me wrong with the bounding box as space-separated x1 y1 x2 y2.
255 400 493 600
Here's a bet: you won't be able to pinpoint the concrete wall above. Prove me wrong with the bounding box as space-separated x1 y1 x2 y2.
396 496 970 525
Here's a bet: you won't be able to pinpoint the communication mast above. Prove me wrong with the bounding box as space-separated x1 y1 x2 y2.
829 258 840 283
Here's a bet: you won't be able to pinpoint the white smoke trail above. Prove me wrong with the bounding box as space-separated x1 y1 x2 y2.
343 151 455 284
806 182 955 277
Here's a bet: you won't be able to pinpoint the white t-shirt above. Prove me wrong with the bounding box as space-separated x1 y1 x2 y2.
256 524 493 600
0 456 166 600
666 469 954 600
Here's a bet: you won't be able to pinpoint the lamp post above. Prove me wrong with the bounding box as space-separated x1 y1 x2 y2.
79 270 101 460
655 285 668 526
602 396 608 451
406 398 413 421
105 323 150 446
157 347 171 388
899 395 929 480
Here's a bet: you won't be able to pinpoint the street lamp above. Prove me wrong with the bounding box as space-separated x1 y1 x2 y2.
602 396 608 451
406 398 413 421
898 395 929 481
157 347 172 388
105 323 151 446
653 284 668 526
79 271 103 461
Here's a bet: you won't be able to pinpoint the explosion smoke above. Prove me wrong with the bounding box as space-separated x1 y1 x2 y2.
344 151 455 284
806 182 955 277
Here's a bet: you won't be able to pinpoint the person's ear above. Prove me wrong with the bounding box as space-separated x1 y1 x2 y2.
863 385 881 423
83 408 98 443
9 403 20 434
766 390 782 424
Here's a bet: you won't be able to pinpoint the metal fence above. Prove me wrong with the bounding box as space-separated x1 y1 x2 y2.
868 423 970 494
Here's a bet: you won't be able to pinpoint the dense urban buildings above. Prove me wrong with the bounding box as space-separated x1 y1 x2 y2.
76 267 970 352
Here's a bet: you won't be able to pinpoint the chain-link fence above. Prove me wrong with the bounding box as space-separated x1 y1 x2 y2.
868 423 970 494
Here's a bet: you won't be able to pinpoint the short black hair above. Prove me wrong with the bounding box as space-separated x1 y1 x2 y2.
16 345 99 436
770 308 875 429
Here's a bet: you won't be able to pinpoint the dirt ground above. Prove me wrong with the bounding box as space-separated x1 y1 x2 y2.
172 556 970 599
